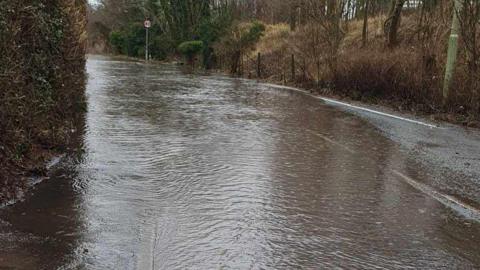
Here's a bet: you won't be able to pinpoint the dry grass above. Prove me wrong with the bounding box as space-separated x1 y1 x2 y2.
238 13 479 123
343 16 387 48
252 23 291 56
334 48 442 107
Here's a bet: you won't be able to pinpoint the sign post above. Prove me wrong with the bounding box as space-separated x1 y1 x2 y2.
144 19 151 61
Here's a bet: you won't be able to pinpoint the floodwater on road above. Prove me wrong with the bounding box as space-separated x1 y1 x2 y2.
1 55 479 269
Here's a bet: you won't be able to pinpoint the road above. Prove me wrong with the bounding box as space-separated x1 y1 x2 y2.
0 55 479 269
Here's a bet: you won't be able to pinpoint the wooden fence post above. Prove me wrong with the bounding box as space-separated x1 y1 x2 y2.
302 58 306 82
240 53 244 76
291 54 295 83
257 52 261 78
317 60 320 86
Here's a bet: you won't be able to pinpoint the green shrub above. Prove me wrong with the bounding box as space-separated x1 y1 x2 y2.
151 34 175 60
214 21 266 74
198 14 233 69
242 21 266 45
178 40 204 64
123 24 145 57
108 24 145 57
109 31 125 54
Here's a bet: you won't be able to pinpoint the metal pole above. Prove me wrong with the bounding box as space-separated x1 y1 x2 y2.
443 0 462 102
145 27 149 61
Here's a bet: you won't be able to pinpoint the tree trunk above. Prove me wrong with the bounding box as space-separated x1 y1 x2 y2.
362 0 370 47
443 0 463 102
327 0 336 17
387 0 405 48
230 51 241 75
289 4 297 31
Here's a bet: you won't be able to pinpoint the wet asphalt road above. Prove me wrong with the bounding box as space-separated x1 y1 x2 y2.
0 55 479 269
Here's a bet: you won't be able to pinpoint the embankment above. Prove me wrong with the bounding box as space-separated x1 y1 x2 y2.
231 17 479 127
0 1 87 204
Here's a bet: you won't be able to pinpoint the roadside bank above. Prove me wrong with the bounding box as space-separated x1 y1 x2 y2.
0 1 87 205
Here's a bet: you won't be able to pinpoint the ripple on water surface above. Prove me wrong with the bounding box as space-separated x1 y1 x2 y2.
0 55 479 269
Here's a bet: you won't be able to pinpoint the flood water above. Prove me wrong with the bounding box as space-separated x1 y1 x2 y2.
1 55 479 269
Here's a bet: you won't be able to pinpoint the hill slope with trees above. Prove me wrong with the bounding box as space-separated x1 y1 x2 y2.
88 0 479 125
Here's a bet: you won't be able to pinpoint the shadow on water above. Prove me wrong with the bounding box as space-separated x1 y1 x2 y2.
0 130 88 269
0 55 479 269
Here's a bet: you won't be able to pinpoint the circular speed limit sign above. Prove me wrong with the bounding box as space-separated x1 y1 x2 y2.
144 20 151 28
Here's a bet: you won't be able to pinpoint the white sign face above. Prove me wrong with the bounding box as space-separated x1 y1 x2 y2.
144 20 151 28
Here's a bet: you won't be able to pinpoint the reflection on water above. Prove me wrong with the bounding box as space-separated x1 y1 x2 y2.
0 55 479 269
0 153 86 269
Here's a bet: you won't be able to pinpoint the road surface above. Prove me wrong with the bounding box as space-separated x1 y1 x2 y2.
1 55 479 269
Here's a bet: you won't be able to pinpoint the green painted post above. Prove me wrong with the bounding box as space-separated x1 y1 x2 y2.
443 0 463 102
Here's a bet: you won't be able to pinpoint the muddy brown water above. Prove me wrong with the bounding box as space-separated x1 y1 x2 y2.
0 55 479 269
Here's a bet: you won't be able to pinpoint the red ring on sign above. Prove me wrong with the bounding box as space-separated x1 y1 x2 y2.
144 20 151 28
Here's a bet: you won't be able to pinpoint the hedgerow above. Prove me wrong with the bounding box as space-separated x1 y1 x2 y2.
0 0 87 203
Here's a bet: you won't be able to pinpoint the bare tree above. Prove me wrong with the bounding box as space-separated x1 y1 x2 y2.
459 0 480 111
362 0 370 47
385 0 406 47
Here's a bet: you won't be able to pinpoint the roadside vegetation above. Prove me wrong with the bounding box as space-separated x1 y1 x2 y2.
0 0 87 204
88 0 480 125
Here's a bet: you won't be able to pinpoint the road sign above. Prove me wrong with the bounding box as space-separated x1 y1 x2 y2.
144 19 151 61
144 20 151 28
144 20 151 61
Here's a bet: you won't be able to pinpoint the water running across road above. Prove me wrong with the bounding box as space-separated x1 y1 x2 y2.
1 55 479 269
